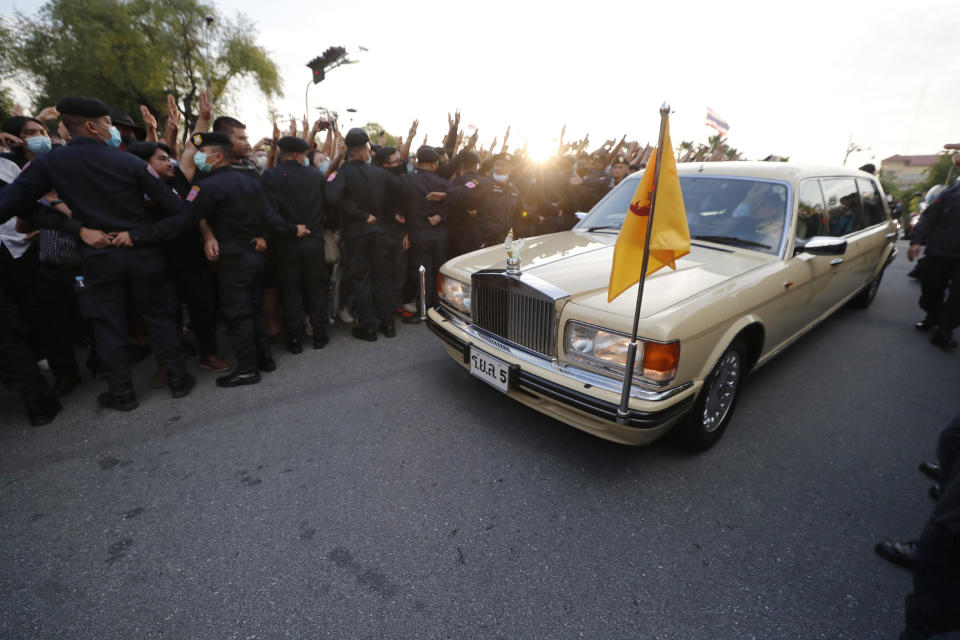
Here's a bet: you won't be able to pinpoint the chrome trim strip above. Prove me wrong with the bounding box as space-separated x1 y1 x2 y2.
435 306 690 402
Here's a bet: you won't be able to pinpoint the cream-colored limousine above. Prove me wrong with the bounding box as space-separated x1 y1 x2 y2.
426 162 897 449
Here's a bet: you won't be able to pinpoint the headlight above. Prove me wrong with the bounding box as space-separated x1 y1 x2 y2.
438 273 471 314
564 321 679 385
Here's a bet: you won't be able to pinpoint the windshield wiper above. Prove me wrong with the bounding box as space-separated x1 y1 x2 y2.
585 225 621 233
692 235 771 250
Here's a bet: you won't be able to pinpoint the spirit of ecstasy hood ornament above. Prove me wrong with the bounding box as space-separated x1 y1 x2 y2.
504 228 524 276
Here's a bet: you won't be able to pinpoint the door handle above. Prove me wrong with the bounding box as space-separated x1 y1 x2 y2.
829 258 844 266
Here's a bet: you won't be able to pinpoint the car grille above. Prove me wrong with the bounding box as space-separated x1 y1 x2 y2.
471 271 561 358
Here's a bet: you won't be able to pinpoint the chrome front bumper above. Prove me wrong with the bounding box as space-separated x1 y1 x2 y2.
426 305 698 444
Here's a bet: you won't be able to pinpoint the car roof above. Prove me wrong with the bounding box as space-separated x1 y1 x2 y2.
673 161 873 183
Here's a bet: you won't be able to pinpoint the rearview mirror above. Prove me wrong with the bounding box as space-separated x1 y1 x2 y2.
795 236 847 256
574 211 588 221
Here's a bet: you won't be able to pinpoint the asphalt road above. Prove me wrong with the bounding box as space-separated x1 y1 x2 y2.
1 239 956 640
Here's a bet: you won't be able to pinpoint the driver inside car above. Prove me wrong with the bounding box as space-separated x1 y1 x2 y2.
730 193 784 249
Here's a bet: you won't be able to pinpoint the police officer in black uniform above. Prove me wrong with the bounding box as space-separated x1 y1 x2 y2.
261 136 328 352
474 153 528 248
0 96 194 411
404 146 452 314
447 150 483 256
188 132 301 386
908 168 960 351
126 141 229 373
325 128 406 341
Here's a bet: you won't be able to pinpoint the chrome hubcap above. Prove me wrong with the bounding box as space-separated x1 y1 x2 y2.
702 350 740 432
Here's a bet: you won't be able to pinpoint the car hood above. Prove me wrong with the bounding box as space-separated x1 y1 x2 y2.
447 230 774 318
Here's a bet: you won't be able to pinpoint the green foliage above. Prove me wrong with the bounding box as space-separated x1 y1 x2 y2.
11 0 280 137
675 134 744 162
363 121 397 148
918 152 957 193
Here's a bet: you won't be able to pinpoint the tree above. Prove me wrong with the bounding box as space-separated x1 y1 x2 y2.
11 0 280 140
917 152 958 193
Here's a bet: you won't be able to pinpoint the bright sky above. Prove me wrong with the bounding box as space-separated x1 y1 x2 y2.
3 0 958 166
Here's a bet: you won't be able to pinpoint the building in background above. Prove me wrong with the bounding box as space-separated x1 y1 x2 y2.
880 154 939 190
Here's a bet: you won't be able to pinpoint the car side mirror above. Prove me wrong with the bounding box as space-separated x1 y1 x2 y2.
574 211 588 221
795 236 847 256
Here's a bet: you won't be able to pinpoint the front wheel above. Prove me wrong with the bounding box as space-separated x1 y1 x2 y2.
672 339 746 451
849 270 883 309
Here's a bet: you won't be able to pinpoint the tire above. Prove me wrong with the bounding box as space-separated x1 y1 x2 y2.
672 339 747 451
850 270 882 309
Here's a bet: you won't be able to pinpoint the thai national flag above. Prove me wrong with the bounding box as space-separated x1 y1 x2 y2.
705 108 730 136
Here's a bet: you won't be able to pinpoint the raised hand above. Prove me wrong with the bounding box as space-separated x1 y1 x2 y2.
302 114 309 137
36 106 59 122
140 105 157 131
272 120 281 143
197 91 213 121
408 119 419 140
288 116 297 136
166 94 181 129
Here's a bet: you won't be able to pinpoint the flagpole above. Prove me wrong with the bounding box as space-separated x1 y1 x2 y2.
616 102 671 425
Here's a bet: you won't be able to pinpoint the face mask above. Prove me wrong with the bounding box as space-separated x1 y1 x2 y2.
492 172 509 183
253 155 267 171
387 164 405 176
194 150 213 173
25 136 52 154
406 161 415 174
316 161 330 174
302 157 309 167
102 125 122 149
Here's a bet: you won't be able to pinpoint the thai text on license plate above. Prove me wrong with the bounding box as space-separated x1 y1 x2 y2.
469 346 511 393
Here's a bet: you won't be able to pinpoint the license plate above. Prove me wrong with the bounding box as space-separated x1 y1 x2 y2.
469 346 511 393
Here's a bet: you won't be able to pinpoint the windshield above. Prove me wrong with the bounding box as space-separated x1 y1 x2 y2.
577 175 790 254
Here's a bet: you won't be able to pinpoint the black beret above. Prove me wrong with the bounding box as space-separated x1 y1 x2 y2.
344 127 369 147
191 131 232 148
416 146 440 163
493 152 514 163
612 155 630 166
126 141 160 161
457 150 480 166
56 96 110 118
110 110 145 135
277 136 309 153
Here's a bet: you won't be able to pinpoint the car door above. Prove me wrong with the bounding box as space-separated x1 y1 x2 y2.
819 177 868 306
852 177 894 284
775 178 843 339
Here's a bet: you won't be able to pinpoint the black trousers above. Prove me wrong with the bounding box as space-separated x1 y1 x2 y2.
78 248 185 391
33 262 82 379
345 232 392 331
0 282 50 402
218 244 268 372
385 235 407 309
277 236 328 339
918 255 960 331
166 240 219 357
409 235 447 312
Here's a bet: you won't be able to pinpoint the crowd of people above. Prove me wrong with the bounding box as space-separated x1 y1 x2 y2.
0 93 645 426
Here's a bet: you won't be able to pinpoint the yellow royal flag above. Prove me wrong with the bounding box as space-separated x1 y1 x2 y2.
607 120 690 302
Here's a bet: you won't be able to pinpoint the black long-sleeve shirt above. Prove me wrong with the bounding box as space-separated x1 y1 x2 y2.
261 160 326 235
403 170 450 241
187 165 294 245
325 159 406 239
914 182 960 259
0 137 188 249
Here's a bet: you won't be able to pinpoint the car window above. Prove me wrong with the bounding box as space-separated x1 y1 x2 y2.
857 178 887 227
579 175 788 253
821 178 864 237
796 179 826 240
